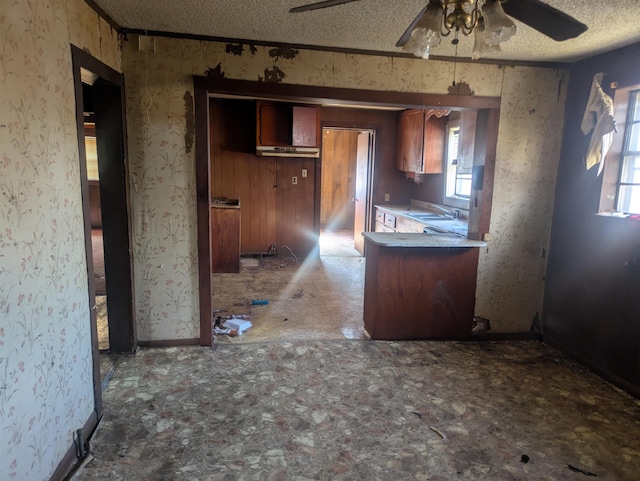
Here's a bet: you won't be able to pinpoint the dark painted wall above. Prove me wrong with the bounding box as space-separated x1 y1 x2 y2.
543 42 640 397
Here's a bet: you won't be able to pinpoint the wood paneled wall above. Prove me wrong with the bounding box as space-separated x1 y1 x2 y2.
210 98 278 253
210 100 407 257
319 107 408 220
210 98 316 256
320 129 359 229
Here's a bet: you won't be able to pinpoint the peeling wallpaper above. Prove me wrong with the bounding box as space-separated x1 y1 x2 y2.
475 67 567 332
0 0 120 479
0 1 565 474
123 35 566 340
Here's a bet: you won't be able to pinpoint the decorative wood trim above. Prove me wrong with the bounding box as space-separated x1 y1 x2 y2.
138 338 201 348
48 411 98 481
124 28 572 69
194 81 213 346
193 76 501 350
195 76 500 111
71 45 103 420
425 108 451 120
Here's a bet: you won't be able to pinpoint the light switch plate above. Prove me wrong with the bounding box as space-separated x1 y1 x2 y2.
385 194 390 201
302 169 308 178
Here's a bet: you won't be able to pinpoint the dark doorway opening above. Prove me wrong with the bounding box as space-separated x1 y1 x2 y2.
72 46 136 416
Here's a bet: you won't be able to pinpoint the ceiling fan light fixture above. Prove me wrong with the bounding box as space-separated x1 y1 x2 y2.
420 1 445 34
402 34 435 59
472 18 501 60
403 1 443 59
481 0 517 46
445 1 477 35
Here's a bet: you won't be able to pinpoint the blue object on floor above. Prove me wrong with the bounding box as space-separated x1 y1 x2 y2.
251 299 269 305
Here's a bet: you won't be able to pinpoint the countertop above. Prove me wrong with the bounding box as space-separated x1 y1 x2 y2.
363 232 486 248
375 204 469 236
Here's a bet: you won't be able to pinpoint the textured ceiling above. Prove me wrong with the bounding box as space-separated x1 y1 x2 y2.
94 0 640 63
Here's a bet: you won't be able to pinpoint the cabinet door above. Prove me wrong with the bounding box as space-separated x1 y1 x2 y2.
256 101 290 146
292 106 319 147
397 110 424 172
420 115 446 174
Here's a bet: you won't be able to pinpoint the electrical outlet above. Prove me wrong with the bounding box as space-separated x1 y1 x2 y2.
482 233 491 241
302 169 308 178
292 176 298 185
385 194 390 202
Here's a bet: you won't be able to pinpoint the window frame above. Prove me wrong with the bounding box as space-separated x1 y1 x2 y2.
599 83 640 215
443 118 471 210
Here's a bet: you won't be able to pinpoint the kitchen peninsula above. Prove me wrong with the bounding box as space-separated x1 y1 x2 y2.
363 228 486 340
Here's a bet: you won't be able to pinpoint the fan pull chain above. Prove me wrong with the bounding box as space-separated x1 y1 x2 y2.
451 31 459 88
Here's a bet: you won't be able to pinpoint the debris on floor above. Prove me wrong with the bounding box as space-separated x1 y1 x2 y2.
251 299 269 305
223 317 252 335
567 464 597 476
213 314 252 336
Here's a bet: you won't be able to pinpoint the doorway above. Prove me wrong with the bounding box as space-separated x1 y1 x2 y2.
319 128 375 257
72 46 136 415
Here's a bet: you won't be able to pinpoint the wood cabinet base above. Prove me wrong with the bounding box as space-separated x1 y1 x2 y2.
211 206 240 273
363 241 479 340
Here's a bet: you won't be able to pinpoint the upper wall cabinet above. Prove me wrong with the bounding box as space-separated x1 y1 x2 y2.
396 109 448 174
256 100 321 148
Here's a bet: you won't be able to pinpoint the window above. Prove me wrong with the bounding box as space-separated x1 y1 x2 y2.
617 89 640 214
600 84 640 215
444 118 471 209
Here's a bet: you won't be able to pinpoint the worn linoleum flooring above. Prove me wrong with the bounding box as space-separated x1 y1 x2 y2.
212 230 366 343
75 231 640 480
74 341 640 480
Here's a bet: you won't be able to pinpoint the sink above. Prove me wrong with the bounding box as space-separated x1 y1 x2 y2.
422 225 449 234
408 213 453 221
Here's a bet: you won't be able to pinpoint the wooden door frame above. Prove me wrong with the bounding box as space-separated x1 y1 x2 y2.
317 127 375 254
355 130 375 254
72 46 137 417
193 75 500 346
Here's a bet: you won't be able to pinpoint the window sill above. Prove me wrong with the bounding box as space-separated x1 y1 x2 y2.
443 196 470 210
596 211 631 218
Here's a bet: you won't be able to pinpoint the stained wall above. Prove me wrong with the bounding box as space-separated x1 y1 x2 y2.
543 42 640 394
0 0 120 479
122 36 568 339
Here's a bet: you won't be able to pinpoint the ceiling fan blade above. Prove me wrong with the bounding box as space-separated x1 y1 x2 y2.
502 0 587 41
396 4 430 47
290 0 360 13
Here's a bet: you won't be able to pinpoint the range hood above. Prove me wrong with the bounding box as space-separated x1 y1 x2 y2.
256 146 320 158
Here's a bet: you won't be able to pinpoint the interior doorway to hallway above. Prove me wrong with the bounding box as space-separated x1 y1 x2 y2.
72 46 137 416
319 128 375 257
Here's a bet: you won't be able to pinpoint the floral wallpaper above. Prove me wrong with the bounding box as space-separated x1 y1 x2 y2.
0 0 566 476
123 35 565 339
122 37 200 341
474 67 568 332
0 0 120 479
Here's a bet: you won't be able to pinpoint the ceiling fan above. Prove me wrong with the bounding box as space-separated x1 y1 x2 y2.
290 0 588 59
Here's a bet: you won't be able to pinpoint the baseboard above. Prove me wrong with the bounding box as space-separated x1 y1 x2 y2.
50 411 98 481
469 331 542 341
137 338 201 348
543 333 640 400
